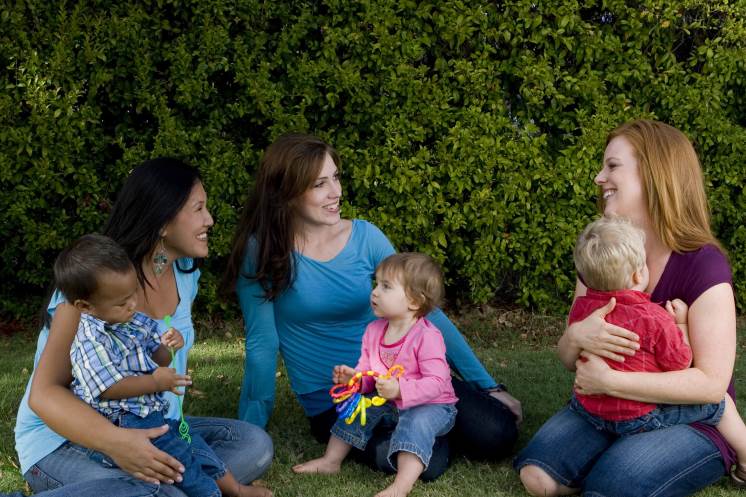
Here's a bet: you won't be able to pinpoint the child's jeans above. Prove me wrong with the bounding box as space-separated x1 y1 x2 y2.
331 401 457 470
90 410 224 497
570 395 725 436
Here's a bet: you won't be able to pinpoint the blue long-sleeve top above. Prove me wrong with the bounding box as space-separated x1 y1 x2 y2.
237 219 498 427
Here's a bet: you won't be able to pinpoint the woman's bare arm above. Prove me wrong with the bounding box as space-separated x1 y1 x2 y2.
574 283 735 404
28 303 185 484
557 279 640 370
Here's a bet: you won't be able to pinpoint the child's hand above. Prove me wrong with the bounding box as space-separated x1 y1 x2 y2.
153 366 192 394
665 299 689 325
375 377 400 400
161 328 184 350
332 365 356 385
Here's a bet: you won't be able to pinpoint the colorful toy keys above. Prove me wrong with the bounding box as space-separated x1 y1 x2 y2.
329 365 404 426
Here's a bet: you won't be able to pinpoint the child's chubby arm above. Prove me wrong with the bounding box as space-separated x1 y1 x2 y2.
651 298 693 371
151 327 185 367
102 327 190 400
101 368 192 399
665 299 690 346
375 377 400 400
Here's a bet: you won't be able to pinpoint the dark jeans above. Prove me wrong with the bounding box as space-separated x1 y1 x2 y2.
309 378 518 480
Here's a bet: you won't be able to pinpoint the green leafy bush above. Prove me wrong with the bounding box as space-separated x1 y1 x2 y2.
2 0 745 319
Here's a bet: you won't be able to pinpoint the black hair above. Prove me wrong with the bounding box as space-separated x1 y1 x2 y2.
54 234 133 303
102 157 203 292
40 158 203 328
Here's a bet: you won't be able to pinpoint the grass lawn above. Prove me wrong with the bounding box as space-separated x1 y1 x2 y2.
2 308 745 496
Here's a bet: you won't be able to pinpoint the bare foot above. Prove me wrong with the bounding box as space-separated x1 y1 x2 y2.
236 482 273 497
292 457 342 474
374 482 413 497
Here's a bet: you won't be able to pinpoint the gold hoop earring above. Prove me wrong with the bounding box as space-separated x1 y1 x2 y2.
153 238 168 276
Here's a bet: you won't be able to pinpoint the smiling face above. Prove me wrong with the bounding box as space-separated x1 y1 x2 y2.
595 136 649 227
78 269 139 324
296 153 342 228
162 181 213 259
370 270 417 321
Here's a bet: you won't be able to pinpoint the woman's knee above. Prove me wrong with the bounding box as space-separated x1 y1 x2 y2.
193 418 274 483
519 465 572 497
241 425 274 480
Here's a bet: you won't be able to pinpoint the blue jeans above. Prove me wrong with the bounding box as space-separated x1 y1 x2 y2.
24 416 273 497
331 402 457 470
1 481 160 497
570 396 725 436
89 411 222 497
309 377 519 479
514 404 725 496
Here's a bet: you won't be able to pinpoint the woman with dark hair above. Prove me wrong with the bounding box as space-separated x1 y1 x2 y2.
15 158 273 496
222 134 521 479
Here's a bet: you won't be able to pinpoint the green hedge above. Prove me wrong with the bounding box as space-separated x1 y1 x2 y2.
2 0 746 319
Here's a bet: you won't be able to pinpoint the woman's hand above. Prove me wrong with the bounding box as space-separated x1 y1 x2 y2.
574 351 615 396
107 425 185 484
566 298 640 362
489 390 523 426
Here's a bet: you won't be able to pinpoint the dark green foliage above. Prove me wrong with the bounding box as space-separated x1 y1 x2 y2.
2 0 745 318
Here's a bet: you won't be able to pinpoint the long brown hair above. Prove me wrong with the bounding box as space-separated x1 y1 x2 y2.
605 119 721 252
221 134 340 300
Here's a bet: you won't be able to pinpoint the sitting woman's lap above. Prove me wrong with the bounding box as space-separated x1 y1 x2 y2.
25 441 170 497
25 416 273 496
450 378 518 460
515 405 725 497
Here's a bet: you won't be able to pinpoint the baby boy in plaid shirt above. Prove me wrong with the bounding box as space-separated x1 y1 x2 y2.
56 234 251 497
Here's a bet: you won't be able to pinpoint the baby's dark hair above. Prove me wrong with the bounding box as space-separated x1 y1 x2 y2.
376 253 444 317
54 234 133 303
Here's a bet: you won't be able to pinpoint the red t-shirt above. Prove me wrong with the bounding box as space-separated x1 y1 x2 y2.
569 289 692 421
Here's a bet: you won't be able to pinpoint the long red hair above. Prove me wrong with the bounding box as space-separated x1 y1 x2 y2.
605 119 721 252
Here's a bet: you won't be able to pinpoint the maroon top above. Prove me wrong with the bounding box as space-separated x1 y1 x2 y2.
570 289 691 420
649 244 735 473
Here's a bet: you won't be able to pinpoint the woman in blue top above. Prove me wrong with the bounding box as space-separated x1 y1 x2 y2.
222 134 521 477
14 159 273 497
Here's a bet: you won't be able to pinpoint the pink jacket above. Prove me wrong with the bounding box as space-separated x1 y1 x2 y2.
355 317 458 409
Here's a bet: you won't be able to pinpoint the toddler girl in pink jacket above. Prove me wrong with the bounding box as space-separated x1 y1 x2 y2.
293 252 458 497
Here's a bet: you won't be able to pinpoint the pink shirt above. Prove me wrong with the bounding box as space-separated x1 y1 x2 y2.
355 317 458 409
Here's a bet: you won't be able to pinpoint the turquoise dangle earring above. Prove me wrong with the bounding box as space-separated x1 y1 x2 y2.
153 237 168 276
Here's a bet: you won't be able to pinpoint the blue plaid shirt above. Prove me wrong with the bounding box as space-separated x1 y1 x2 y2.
71 311 168 419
